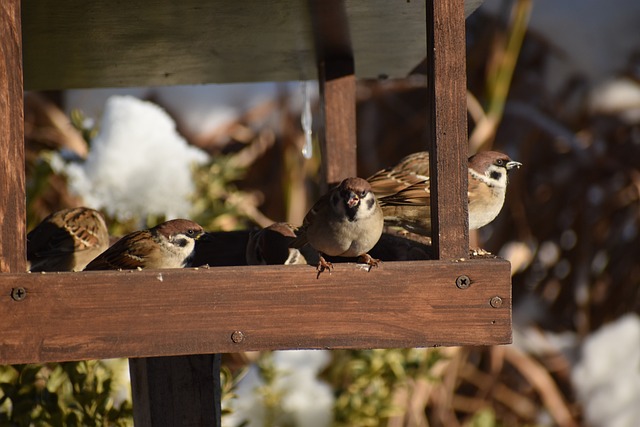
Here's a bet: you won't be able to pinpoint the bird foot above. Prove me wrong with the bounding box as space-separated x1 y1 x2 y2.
357 253 381 272
316 255 334 279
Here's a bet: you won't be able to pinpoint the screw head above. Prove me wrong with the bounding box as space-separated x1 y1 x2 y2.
10 287 26 301
490 296 503 308
455 275 471 289
231 331 245 343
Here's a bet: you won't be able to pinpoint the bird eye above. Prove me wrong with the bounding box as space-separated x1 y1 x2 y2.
187 229 195 236
361 190 367 198
496 159 505 166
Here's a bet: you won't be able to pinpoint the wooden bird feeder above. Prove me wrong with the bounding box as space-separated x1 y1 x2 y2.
0 0 511 425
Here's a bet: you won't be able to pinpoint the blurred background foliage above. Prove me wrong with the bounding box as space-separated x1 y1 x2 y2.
0 361 132 426
328 349 443 427
4 0 640 425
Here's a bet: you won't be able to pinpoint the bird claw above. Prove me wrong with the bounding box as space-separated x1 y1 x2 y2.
315 254 379 277
316 255 334 279
358 253 381 272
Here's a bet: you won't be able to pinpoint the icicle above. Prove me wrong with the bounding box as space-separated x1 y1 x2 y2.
301 81 313 159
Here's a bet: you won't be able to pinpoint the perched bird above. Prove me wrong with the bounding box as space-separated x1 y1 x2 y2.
371 151 522 236
290 177 384 277
27 207 110 272
84 219 208 270
246 222 308 266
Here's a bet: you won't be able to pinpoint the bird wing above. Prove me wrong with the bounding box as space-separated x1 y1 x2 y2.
367 152 430 199
83 232 147 270
27 209 107 258
378 178 430 207
368 170 426 198
27 223 77 258
289 192 332 249
376 179 432 236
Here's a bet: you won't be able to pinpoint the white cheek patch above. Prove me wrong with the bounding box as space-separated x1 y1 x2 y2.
471 166 508 189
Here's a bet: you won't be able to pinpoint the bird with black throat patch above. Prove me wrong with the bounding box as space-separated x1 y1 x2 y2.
290 177 384 278
84 219 209 270
369 151 522 236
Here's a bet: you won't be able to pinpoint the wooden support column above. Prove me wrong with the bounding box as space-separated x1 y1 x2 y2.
426 0 469 260
311 0 356 186
0 0 26 273
130 354 221 427
318 60 357 186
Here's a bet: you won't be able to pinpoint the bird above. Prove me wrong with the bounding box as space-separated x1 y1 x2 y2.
246 222 308 266
290 177 384 277
369 151 522 236
84 219 208 270
27 207 110 272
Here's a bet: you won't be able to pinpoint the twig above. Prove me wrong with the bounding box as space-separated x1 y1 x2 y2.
504 346 578 427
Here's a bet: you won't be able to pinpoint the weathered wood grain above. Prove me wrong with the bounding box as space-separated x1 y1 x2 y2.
0 259 511 364
318 60 357 185
312 0 357 185
0 0 26 273
21 0 429 90
426 0 470 260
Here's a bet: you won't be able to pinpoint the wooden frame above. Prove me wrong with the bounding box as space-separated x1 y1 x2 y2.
0 0 26 275
1 0 511 425
1 260 510 364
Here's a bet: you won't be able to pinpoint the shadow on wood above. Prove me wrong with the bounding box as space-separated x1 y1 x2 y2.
130 354 222 427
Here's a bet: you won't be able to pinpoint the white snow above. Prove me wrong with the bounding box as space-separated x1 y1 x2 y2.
64 82 318 140
589 77 640 124
572 314 640 427
59 95 209 221
225 350 334 427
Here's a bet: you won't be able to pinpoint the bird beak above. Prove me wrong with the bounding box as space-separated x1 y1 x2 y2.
506 161 522 170
197 232 215 242
347 193 360 208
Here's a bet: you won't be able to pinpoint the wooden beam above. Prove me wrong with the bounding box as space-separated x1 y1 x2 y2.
0 259 512 365
311 0 357 185
21 0 431 89
130 354 221 427
426 0 469 260
0 0 26 273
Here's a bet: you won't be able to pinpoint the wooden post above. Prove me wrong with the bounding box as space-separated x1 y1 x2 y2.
318 60 357 186
130 354 221 427
0 0 26 273
426 0 469 260
311 0 356 186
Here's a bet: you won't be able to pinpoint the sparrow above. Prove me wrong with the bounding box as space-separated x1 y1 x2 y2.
27 207 110 272
370 151 522 236
246 222 308 266
290 177 384 277
84 219 208 270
